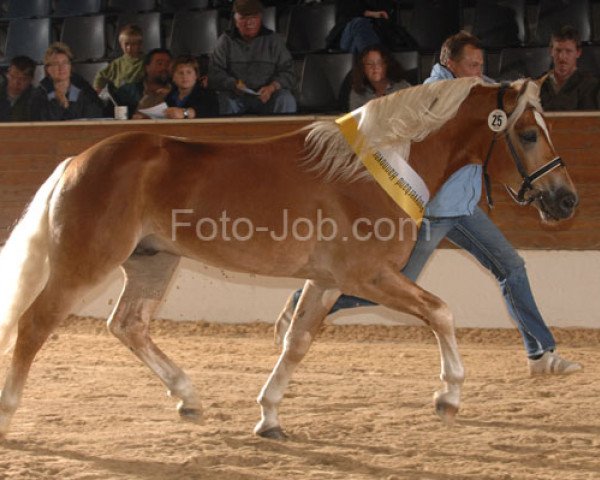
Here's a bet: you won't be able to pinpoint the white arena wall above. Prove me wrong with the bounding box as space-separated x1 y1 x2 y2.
73 249 600 329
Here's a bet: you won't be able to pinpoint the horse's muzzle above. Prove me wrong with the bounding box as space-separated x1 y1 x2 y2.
537 186 578 221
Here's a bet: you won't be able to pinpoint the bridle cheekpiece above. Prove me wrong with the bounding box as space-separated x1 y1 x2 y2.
482 82 565 208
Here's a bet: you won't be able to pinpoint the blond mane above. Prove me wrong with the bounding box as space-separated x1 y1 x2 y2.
303 77 540 183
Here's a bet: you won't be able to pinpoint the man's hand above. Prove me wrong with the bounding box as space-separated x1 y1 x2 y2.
364 10 389 19
258 82 280 104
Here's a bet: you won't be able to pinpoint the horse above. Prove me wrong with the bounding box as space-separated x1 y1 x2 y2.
0 77 577 440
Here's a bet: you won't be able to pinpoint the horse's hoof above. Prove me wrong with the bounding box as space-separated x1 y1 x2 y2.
178 406 203 424
256 426 288 440
434 399 459 426
433 389 459 426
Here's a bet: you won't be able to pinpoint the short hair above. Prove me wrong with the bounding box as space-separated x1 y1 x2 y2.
171 54 200 77
9 55 36 78
118 23 143 42
44 42 73 66
352 45 406 94
550 25 582 49
143 48 172 67
440 31 483 66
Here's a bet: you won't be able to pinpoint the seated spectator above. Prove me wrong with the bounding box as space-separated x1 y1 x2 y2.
164 55 219 119
114 48 173 119
93 24 145 94
0 55 36 122
209 0 297 115
539 25 598 111
348 45 410 110
30 42 104 121
326 0 416 54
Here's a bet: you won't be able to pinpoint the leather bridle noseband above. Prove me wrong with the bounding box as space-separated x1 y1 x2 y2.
482 82 565 208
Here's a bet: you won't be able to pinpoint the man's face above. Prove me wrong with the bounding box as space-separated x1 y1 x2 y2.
447 44 484 78
6 65 33 97
234 13 262 41
550 39 580 79
146 53 172 84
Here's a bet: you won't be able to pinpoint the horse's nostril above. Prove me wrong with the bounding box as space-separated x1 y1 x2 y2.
559 192 578 212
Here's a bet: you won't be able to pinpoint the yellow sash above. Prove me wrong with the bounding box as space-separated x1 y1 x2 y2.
336 111 428 224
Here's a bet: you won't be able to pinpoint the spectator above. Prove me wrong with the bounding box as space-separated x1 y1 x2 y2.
30 42 104 121
539 25 598 111
164 55 219 119
0 56 36 122
93 24 145 94
114 48 173 119
326 0 416 54
348 45 410 110
209 0 297 115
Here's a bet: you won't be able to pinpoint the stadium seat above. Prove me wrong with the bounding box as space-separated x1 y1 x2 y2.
0 17 52 66
53 0 102 17
408 0 460 52
4 0 51 18
297 53 353 113
579 45 600 76
60 15 106 62
158 0 210 12
168 9 219 56
33 64 45 86
113 12 162 56
497 47 551 81
534 0 591 46
391 50 420 85
72 61 109 86
472 0 525 48
106 0 156 12
262 5 276 32
285 3 336 54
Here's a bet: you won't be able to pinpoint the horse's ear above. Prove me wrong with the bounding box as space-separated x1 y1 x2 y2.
532 73 549 90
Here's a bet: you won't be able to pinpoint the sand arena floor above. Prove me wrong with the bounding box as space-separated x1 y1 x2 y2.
0 316 599 480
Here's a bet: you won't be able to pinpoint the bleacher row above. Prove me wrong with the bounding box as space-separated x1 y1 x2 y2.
2 0 600 113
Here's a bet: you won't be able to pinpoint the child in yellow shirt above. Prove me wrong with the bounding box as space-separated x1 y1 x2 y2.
93 24 145 93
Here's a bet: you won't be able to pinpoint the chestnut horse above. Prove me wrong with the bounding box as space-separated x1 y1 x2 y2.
0 78 577 440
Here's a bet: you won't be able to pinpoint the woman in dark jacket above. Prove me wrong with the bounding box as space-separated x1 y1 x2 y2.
30 42 104 121
165 55 219 119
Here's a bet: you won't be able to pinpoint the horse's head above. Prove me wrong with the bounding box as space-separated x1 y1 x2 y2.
482 80 578 223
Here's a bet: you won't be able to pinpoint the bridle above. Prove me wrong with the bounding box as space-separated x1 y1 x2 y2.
482 83 565 208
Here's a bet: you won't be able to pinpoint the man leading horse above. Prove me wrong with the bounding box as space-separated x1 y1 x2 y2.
278 31 582 377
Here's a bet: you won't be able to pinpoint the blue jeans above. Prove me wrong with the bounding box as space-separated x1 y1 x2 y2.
218 89 297 115
340 18 381 54
291 207 556 357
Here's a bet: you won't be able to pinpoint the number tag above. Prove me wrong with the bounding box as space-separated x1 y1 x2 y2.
488 109 508 132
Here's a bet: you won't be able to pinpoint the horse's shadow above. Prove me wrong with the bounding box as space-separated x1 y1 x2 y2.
0 438 260 480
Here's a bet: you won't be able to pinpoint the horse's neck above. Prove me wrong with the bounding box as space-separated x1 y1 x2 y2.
408 95 493 197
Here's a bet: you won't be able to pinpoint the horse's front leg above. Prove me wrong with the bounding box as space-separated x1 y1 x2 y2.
107 253 202 422
255 281 340 439
353 267 464 423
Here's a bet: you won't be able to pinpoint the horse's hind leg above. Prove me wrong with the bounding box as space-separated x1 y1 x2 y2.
107 252 202 422
255 280 340 439
0 278 80 437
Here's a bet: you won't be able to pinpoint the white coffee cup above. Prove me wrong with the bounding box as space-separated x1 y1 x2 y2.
114 105 128 120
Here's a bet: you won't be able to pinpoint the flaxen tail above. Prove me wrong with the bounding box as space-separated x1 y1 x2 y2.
0 159 71 353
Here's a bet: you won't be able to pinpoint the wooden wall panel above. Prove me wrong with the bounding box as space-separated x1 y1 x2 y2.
0 114 599 249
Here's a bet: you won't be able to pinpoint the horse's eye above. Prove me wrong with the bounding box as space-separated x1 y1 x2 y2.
519 131 537 144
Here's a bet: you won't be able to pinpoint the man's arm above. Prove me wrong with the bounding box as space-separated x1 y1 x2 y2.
208 34 237 92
